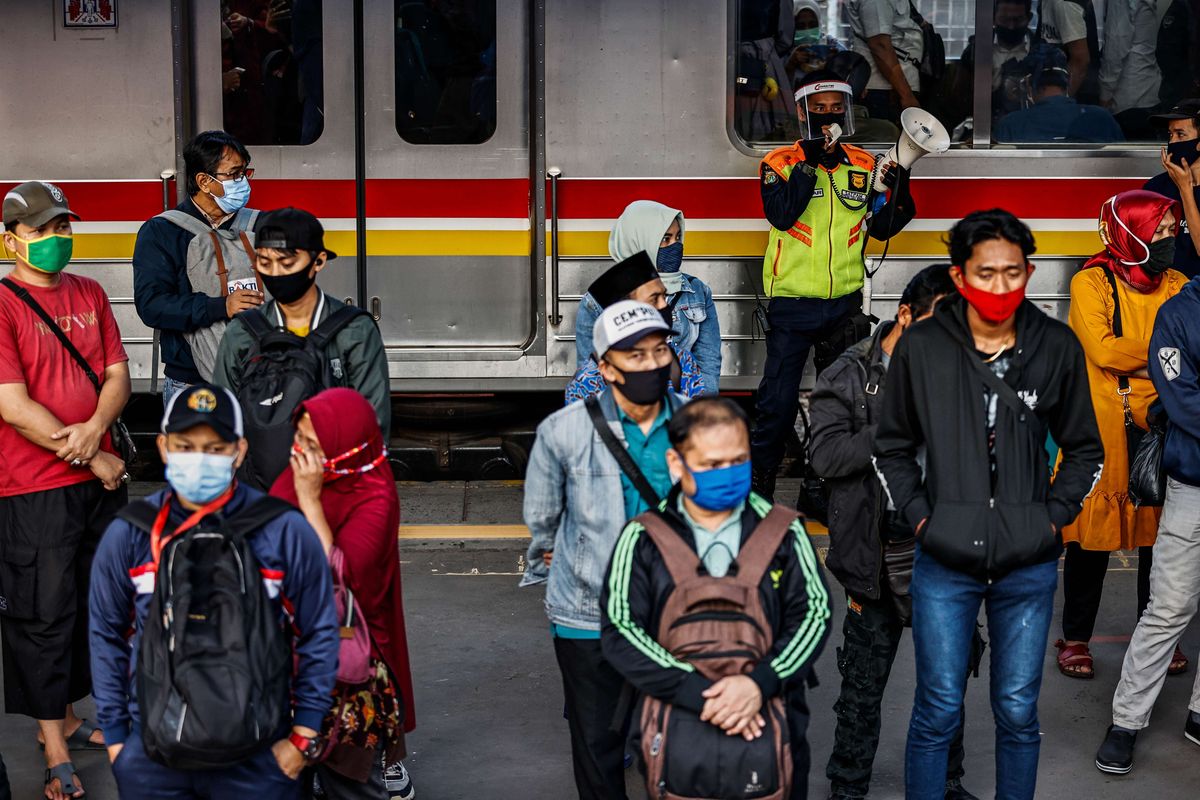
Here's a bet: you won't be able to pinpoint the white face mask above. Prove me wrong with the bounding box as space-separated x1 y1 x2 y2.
658 271 685 295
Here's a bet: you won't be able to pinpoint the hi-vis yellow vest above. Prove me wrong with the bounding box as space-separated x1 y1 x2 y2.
761 142 877 300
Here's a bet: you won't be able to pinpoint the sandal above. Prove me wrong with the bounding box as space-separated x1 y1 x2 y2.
1169 645 1190 676
44 761 84 798
39 719 105 752
1055 639 1095 679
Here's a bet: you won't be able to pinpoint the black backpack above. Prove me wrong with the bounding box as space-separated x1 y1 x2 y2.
235 304 371 490
117 496 296 770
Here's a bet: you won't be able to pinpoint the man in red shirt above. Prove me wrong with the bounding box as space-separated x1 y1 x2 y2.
0 181 130 799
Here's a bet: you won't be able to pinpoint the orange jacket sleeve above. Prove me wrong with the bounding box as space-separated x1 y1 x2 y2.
1068 269 1150 375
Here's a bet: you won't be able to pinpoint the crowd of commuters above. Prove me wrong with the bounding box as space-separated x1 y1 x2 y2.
3 82 1200 800
737 0 1199 146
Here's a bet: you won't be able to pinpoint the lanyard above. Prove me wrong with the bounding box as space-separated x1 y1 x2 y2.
150 485 237 566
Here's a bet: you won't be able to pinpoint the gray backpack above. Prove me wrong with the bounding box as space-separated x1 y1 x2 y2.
157 208 262 380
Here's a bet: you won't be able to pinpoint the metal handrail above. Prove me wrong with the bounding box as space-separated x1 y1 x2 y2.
547 166 562 326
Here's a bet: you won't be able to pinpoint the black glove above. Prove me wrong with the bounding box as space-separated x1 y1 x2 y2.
800 137 827 164
880 162 910 192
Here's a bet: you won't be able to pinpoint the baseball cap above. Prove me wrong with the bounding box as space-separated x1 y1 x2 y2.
592 300 670 360
254 207 338 259
2 181 81 227
162 383 244 442
587 251 660 308
1150 98 1200 125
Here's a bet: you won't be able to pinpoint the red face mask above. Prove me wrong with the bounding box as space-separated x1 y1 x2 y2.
953 265 1033 324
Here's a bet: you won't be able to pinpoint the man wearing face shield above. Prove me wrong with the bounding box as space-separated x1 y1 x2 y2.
523 301 687 800
1144 100 1200 278
751 69 916 500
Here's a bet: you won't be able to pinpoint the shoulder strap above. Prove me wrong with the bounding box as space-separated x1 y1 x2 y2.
636 511 702 586
116 499 164 533
224 496 296 538
232 208 260 233
1099 266 1133 399
308 304 371 350
961 345 1047 439
584 395 661 509
208 231 229 289
239 307 275 342
733 505 799 588
157 209 213 237
0 278 101 394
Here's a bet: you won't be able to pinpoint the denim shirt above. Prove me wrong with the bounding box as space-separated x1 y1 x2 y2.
575 273 722 392
521 388 687 630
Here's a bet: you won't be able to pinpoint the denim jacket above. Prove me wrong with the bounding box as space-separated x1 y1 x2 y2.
575 274 722 392
521 388 687 630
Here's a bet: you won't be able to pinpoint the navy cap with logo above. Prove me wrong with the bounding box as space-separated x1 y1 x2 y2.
1150 98 1200 125
161 383 244 442
253 207 338 259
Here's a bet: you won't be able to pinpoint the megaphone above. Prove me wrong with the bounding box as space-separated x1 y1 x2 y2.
872 107 950 192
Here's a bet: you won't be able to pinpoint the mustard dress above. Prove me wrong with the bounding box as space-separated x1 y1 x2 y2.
1060 267 1187 551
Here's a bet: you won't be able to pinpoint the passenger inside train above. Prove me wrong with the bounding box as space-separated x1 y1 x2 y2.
4 2 1200 799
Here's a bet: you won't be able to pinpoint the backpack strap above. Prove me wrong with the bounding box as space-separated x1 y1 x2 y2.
116 499 164 533
209 231 229 290
231 207 260 233
239 307 275 343
307 304 371 350
733 505 800 589
224 496 297 538
156 209 214 237
636 511 703 586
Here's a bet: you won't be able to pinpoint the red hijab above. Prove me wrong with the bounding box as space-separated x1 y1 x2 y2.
1085 190 1180 293
270 388 415 732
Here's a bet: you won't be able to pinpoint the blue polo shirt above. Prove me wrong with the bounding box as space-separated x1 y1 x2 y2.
618 402 675 520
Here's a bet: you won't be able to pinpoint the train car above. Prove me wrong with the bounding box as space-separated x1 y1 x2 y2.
0 0 1177 476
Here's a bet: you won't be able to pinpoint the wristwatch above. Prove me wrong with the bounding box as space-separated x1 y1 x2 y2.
288 732 322 761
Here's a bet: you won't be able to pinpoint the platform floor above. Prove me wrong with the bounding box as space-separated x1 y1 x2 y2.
2 482 1198 798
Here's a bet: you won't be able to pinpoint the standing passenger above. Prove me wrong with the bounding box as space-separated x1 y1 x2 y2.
577 201 722 393
0 181 131 800
133 130 264 401
273 388 416 800
751 70 915 499
846 0 924 122
1055 191 1189 680
1144 100 1200 279
523 301 685 800
212 207 389 490
873 210 1104 799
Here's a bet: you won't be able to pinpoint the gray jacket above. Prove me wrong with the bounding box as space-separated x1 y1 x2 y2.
521 388 686 630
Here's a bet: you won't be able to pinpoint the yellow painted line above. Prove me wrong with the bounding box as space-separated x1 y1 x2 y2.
364 229 530 257
397 521 829 539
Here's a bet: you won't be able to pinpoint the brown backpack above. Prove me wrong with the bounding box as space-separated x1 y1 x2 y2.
635 505 798 800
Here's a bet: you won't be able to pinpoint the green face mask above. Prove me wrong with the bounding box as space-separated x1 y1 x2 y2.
13 232 73 274
794 27 821 46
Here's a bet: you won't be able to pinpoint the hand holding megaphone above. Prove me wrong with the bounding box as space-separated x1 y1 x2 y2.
872 107 950 192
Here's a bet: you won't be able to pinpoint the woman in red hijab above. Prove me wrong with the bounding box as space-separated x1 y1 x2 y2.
271 388 416 799
1055 190 1189 680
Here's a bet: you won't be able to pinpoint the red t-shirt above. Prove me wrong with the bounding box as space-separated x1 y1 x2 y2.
0 273 129 497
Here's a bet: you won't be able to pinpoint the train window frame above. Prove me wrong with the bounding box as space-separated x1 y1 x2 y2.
726 0 1180 157
393 0 499 146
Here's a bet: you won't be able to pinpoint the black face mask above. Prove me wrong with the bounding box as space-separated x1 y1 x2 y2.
1167 140 1200 167
995 25 1027 47
261 264 318 305
610 362 671 405
808 111 846 139
1145 236 1176 275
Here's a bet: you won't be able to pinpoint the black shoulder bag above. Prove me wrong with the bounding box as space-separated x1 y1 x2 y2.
1099 268 1166 506
584 395 661 510
1 278 137 465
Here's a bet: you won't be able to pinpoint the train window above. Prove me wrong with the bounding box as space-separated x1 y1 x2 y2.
732 0 977 148
394 0 497 145
986 0 1197 146
219 1 324 146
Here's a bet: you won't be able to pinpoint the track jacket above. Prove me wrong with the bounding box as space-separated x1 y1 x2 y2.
873 294 1104 579
1149 279 1200 487
601 488 830 711
88 484 339 747
809 322 892 599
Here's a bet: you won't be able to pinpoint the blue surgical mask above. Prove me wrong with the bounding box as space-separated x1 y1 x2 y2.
211 175 251 214
686 461 752 511
165 452 237 504
657 241 684 274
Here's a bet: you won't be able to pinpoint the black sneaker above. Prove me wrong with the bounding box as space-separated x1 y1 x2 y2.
1186 711 1200 747
944 777 980 800
1095 725 1137 774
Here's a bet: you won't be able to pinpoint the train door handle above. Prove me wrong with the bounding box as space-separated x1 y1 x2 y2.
370 296 382 322
547 167 563 326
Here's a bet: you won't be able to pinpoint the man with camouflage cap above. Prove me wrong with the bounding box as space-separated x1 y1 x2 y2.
0 181 131 798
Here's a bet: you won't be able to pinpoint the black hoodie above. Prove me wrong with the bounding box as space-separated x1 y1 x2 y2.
873 294 1104 580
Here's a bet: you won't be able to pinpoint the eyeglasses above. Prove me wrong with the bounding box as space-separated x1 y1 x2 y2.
209 167 255 181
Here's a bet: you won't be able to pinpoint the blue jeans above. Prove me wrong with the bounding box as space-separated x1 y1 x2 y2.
906 546 1057 800
161 377 191 410
111 733 300 799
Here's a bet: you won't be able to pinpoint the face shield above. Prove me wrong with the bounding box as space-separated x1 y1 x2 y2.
794 81 854 142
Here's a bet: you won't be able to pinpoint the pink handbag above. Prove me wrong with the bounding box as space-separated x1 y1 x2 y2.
330 547 372 685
